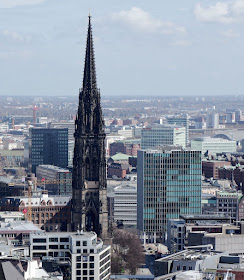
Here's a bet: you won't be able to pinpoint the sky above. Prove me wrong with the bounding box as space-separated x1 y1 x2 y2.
0 0 244 96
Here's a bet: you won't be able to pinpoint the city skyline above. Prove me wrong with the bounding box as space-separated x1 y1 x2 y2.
1 0 244 96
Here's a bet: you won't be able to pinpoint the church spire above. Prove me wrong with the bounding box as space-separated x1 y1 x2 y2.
72 15 108 238
82 15 97 91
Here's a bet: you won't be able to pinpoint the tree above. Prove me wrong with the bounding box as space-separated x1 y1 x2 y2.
111 229 145 274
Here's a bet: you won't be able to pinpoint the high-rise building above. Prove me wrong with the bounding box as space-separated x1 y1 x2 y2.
29 128 68 174
141 124 186 150
71 16 108 238
167 114 189 145
206 113 219 129
137 148 202 243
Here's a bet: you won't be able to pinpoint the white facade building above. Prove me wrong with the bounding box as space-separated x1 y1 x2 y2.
30 231 110 280
114 183 137 227
191 137 237 155
141 124 186 149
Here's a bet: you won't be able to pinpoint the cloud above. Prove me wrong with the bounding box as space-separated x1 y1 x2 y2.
194 1 244 23
194 2 233 23
221 29 240 37
0 30 32 43
0 0 46 8
170 40 192 47
112 7 186 35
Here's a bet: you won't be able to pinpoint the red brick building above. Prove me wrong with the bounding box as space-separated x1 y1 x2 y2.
202 160 231 179
109 142 140 157
0 191 71 232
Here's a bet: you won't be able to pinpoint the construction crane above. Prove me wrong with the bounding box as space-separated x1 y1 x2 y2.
9 177 72 222
25 174 37 222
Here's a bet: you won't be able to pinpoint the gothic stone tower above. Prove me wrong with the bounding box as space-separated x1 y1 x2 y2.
72 16 108 238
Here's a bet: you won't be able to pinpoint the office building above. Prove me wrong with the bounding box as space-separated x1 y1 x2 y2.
113 183 137 227
141 124 186 150
166 114 189 145
216 191 242 221
191 137 236 155
71 16 108 238
206 113 219 129
30 231 111 280
137 148 202 243
36 165 72 196
29 128 68 174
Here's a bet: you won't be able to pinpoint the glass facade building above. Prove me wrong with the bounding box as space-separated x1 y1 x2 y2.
29 128 68 174
141 124 186 150
137 149 202 243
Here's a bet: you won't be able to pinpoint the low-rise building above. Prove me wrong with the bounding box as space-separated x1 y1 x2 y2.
30 231 111 280
191 137 237 155
0 192 71 232
202 159 231 179
216 191 242 221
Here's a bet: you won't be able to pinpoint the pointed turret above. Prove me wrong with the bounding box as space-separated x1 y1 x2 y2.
82 16 97 91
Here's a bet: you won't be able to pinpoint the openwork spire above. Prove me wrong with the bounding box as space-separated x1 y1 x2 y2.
82 16 97 90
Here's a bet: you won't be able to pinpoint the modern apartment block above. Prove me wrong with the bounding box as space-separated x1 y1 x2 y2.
137 148 202 243
36 165 72 196
29 128 68 174
141 124 186 150
30 231 111 280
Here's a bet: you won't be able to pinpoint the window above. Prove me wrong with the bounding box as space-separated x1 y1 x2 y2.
77 263 81 269
90 256 94 262
83 256 88 262
90 278 94 280
76 241 81 246
76 270 81 275
60 238 69 242
83 249 88 253
33 246 46 250
83 241 87 246
77 249 81 253
89 263 94 268
90 249 94 253
49 245 58 249
76 256 81 262
49 238 58 242
76 278 81 280
89 270 94 275
83 263 88 269
33 238 46 243
83 270 87 275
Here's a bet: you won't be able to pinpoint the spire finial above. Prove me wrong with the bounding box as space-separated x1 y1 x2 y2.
89 8 91 18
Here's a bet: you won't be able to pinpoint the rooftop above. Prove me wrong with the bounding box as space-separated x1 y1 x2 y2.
37 165 71 173
0 221 42 233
